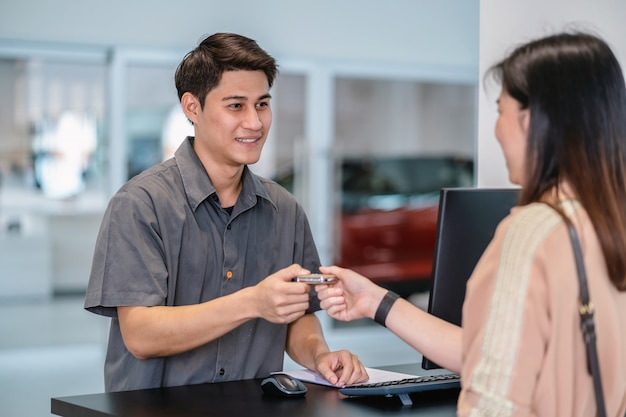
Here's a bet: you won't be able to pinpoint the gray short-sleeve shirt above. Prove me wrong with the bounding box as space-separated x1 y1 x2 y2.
84 137 321 392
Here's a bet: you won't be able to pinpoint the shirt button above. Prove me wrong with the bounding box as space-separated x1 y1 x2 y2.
219 368 225 376
226 271 233 279
226 224 232 230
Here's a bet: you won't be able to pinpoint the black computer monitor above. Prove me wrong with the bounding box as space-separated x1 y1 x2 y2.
421 187 520 370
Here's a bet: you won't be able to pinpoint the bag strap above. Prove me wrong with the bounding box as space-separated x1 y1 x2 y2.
550 205 607 417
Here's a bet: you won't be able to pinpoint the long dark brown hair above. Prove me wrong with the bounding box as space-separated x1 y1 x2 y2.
488 31 626 291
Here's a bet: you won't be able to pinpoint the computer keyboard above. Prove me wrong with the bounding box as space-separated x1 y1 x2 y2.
339 373 461 406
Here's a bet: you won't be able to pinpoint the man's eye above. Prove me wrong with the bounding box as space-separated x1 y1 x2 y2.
230 103 242 109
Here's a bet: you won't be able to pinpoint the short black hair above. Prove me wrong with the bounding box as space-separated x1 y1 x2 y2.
175 32 278 108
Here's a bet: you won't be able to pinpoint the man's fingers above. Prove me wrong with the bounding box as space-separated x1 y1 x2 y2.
315 362 339 386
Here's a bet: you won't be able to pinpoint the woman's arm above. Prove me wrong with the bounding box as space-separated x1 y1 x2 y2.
316 265 462 373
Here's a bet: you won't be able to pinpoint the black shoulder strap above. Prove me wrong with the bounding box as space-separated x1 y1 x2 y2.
550 205 607 417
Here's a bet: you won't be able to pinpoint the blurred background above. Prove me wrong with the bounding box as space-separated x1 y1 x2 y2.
0 0 624 416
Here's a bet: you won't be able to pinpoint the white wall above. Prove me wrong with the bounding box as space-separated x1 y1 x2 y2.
477 0 626 186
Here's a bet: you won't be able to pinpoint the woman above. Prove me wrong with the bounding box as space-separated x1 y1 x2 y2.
317 31 626 417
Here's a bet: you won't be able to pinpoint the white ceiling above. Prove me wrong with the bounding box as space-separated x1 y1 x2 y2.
0 0 479 70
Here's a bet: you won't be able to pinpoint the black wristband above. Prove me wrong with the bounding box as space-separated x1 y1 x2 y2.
374 291 400 327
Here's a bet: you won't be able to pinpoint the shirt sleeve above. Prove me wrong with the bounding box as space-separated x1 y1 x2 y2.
84 188 169 318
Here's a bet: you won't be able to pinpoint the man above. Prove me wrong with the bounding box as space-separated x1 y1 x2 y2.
85 32 368 392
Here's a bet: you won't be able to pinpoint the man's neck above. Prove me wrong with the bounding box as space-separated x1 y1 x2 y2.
191 138 246 208
205 163 244 209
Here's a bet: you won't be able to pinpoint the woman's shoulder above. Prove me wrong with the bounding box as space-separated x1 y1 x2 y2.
504 202 563 233
492 202 566 257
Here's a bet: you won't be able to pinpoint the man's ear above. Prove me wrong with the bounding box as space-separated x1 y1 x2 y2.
180 92 200 124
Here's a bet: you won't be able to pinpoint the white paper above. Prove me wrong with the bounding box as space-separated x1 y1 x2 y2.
273 367 421 387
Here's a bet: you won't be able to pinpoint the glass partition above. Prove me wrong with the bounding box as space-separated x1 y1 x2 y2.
0 53 108 298
272 75 477 299
332 77 476 297
125 63 191 179
0 44 478 309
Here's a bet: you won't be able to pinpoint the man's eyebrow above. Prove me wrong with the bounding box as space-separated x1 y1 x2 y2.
222 93 272 102
222 95 246 101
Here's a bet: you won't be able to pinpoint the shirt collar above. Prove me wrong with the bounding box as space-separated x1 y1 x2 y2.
174 137 275 212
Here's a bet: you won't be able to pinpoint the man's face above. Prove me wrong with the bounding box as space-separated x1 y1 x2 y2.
190 70 272 168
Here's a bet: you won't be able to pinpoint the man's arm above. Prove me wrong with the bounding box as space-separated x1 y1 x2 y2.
285 313 369 386
118 264 312 359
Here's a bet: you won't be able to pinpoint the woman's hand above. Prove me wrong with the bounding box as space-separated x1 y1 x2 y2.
315 265 387 322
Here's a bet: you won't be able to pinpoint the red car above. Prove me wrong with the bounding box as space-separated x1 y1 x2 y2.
337 201 439 284
275 156 474 292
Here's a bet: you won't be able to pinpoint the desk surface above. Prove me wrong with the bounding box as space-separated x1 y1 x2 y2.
51 364 459 417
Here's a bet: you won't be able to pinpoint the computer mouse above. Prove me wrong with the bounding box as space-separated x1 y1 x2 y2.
261 373 307 397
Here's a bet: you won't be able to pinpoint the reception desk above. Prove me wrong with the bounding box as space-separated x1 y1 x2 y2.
51 364 459 417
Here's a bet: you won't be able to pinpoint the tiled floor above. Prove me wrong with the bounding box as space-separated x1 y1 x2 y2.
0 296 108 417
0 293 427 417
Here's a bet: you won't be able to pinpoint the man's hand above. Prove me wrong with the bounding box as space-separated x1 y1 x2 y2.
253 264 313 324
314 349 369 387
286 314 369 387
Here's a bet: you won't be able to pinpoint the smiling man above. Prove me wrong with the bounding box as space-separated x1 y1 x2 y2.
84 33 367 392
